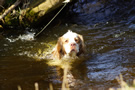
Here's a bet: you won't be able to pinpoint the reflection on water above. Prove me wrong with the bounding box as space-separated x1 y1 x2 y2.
0 23 135 89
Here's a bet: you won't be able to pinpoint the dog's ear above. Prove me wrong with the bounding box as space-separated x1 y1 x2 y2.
52 37 63 60
77 34 85 56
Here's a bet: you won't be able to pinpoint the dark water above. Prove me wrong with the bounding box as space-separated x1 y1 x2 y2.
1 22 135 90
69 0 135 25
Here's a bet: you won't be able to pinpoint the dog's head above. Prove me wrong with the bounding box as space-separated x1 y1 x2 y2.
52 30 85 60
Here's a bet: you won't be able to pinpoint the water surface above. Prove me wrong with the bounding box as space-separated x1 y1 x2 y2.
0 23 135 89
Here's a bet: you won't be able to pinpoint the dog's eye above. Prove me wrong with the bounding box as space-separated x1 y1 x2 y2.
65 40 68 43
75 38 78 42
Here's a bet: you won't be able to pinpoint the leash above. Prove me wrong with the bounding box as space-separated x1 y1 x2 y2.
35 0 70 37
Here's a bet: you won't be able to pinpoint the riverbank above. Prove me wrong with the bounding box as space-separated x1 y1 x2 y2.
0 0 73 28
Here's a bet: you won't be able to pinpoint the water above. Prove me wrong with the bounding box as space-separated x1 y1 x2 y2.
0 23 135 89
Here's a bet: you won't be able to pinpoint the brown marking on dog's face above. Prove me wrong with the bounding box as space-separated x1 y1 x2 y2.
52 30 85 60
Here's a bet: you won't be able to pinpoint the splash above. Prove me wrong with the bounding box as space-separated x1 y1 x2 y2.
6 32 35 42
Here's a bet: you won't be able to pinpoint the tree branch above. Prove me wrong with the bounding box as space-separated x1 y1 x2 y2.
0 0 21 20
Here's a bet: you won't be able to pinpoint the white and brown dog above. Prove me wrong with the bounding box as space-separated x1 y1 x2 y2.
52 30 85 60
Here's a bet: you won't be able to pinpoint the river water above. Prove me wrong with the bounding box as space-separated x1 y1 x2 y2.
0 22 135 90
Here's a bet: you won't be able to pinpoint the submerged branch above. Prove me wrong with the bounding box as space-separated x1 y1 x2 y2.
0 0 21 20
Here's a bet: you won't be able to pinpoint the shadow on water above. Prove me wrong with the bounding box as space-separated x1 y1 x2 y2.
1 22 135 89
0 56 59 90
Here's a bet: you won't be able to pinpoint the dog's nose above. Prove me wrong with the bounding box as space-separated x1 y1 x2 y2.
71 43 76 46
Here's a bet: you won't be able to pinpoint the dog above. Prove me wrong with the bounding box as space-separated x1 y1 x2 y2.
52 30 85 60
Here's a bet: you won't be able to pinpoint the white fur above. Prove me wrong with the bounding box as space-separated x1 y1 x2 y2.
52 30 84 60
63 30 79 54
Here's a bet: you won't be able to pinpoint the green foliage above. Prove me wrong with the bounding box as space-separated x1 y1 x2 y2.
25 10 38 23
4 13 19 26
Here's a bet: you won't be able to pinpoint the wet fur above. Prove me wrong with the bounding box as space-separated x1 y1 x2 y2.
52 33 85 60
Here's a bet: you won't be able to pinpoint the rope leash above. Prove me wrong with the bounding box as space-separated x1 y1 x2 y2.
35 0 70 37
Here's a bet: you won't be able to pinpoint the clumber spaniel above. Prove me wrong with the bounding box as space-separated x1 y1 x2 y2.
52 30 85 60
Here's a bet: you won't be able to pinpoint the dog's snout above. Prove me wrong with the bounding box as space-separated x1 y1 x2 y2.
71 43 76 46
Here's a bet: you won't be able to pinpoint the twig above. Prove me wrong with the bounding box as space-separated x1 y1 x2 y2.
62 65 70 90
17 85 22 90
34 82 39 90
0 0 21 20
49 83 53 90
0 5 4 9
34 2 68 37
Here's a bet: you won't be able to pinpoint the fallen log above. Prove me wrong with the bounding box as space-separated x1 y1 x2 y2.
0 0 72 28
